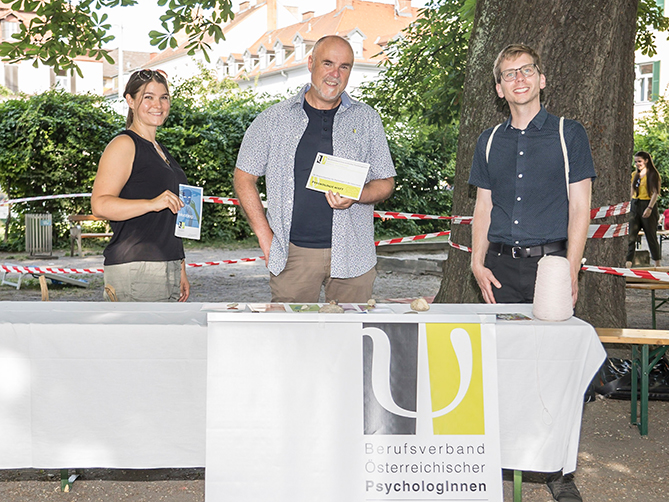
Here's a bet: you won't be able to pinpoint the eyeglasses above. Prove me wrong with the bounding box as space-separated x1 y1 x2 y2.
499 63 539 82
135 69 168 82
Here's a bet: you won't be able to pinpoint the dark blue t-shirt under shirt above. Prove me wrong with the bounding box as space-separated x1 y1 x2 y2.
289 99 339 248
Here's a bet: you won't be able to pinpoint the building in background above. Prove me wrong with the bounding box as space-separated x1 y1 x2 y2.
0 7 103 97
142 1 301 84
635 1 668 117
102 49 155 98
233 0 417 95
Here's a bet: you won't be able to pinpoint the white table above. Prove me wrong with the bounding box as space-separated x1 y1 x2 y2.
0 302 208 468
0 303 605 478
206 304 606 481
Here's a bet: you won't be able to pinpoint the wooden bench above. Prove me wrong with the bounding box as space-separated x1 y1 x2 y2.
68 215 112 256
595 327 669 435
625 267 669 329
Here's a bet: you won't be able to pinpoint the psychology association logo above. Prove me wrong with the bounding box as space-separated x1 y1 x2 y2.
362 323 484 436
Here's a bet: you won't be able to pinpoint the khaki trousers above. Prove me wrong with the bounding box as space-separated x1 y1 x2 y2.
104 260 182 302
270 243 376 303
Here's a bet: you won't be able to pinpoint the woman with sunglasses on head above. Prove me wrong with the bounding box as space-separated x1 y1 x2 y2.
626 150 662 268
91 69 190 301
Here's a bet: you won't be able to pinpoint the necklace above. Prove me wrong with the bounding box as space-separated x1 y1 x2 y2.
130 128 170 166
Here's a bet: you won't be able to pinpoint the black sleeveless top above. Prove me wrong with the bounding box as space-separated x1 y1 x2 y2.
103 130 188 266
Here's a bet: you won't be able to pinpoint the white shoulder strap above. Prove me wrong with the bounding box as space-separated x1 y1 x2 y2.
486 119 569 198
559 116 570 199
485 123 502 163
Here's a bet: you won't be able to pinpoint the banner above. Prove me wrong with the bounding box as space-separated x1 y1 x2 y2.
206 318 502 501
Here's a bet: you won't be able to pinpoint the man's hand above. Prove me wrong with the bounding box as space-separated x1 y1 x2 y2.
472 264 501 304
325 191 355 210
256 228 274 267
233 167 274 267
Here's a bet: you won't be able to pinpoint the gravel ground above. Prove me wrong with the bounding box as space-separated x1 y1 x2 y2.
0 243 667 501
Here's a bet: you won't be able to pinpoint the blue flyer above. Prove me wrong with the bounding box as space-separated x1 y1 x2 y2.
175 184 203 240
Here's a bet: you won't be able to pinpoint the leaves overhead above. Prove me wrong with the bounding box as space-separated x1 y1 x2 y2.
361 0 668 128
358 0 475 128
637 0 669 57
0 0 234 74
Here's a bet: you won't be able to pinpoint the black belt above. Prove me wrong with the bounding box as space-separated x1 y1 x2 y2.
488 240 567 259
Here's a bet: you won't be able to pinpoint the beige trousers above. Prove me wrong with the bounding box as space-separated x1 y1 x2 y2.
270 243 376 303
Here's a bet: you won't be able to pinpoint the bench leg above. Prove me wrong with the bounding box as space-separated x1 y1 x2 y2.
631 346 639 428
513 470 522 502
640 344 650 436
651 290 657 330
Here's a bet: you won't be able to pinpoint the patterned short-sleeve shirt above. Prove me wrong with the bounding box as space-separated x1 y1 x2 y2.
236 85 396 278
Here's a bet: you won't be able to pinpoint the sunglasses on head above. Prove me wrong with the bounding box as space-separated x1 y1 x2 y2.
135 69 168 81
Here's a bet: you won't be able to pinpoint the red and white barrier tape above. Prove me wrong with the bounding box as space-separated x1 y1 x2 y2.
186 257 265 268
374 210 454 221
0 257 267 276
448 241 472 253
375 231 450 246
203 196 239 206
581 265 669 282
587 222 628 239
1 231 453 276
1 265 104 275
590 201 629 220
0 193 631 226
0 193 92 206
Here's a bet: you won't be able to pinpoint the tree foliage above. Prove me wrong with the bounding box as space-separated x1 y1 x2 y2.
359 0 474 128
0 89 123 247
362 0 668 129
637 0 669 56
373 123 457 237
0 0 234 75
0 70 277 249
158 70 278 241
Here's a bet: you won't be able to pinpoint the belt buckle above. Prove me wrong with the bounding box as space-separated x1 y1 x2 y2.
511 246 522 259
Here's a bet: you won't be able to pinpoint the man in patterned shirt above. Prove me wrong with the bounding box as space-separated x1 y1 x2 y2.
234 35 396 303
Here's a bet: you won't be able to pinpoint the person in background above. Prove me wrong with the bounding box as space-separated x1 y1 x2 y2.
662 206 669 230
91 69 190 302
626 151 661 268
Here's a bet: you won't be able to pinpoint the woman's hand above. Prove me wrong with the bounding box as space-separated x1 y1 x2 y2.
150 189 184 214
178 262 190 302
642 206 653 219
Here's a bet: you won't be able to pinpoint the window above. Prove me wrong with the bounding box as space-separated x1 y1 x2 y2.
635 62 660 103
4 64 18 93
1 20 20 41
274 42 284 66
293 35 304 61
55 70 70 91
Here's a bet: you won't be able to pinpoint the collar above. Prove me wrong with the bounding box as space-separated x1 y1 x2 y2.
290 84 353 110
503 105 548 131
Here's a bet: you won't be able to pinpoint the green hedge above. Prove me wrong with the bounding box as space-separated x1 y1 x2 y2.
0 77 454 250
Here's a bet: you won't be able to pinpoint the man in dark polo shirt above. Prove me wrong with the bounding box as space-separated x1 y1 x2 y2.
469 44 595 502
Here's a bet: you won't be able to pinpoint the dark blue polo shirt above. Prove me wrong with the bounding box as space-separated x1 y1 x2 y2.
468 107 596 247
289 100 339 248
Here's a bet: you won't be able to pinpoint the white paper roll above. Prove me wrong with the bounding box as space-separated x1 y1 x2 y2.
533 255 573 321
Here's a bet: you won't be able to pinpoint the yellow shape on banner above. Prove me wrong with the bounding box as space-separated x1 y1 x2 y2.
426 323 485 435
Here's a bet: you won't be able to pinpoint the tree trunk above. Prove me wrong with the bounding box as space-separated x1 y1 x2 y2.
435 0 636 328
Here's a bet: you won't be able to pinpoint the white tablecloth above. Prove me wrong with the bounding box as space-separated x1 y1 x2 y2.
0 302 208 468
0 302 605 474
206 304 606 475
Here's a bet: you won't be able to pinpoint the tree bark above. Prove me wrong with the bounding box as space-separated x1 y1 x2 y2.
435 0 636 328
